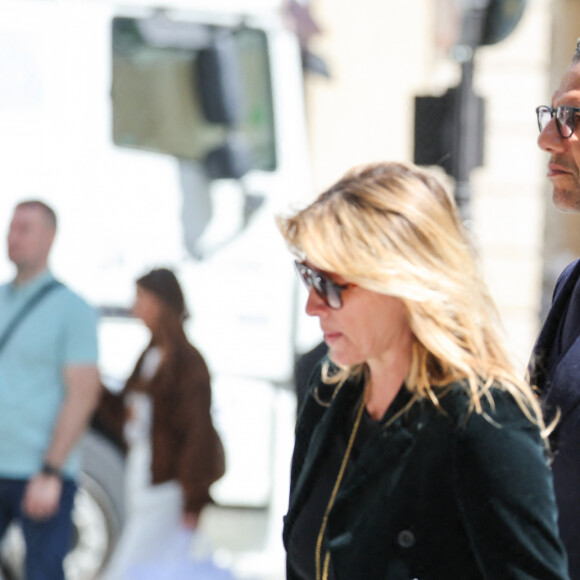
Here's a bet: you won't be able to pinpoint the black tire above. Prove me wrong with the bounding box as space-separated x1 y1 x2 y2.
0 430 126 580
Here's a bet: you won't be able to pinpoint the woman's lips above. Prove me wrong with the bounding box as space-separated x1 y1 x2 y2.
323 331 341 344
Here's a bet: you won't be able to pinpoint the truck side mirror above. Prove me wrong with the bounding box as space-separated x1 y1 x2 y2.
205 133 252 179
197 31 244 125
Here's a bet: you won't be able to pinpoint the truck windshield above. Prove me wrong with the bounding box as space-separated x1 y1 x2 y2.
111 16 276 171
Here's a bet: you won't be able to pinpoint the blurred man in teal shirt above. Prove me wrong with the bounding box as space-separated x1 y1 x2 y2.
0 201 101 580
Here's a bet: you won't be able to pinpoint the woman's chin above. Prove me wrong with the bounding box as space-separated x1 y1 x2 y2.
327 348 362 368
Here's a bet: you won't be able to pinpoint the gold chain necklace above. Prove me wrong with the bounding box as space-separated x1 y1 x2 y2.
315 388 368 580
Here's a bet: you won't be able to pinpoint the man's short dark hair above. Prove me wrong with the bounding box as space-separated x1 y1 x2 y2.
15 200 57 229
574 37 580 63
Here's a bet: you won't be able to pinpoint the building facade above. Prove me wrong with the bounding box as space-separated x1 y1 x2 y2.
303 0 579 371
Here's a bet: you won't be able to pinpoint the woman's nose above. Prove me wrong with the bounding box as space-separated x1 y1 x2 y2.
305 288 327 317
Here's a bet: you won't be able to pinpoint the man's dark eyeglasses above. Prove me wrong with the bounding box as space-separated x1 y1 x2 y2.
294 261 351 310
536 105 580 139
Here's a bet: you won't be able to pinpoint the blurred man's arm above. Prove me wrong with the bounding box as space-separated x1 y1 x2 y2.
22 365 101 520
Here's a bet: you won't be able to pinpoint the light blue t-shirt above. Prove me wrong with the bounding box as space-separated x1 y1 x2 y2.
0 270 99 479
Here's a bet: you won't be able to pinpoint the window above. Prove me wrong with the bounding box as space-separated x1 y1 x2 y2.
111 16 276 171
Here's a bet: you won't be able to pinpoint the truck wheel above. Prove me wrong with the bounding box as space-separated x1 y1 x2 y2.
0 430 126 580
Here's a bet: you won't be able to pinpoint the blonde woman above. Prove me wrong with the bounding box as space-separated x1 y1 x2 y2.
279 162 569 580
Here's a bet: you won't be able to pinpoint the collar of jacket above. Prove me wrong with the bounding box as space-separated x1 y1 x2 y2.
530 258 580 392
284 376 431 547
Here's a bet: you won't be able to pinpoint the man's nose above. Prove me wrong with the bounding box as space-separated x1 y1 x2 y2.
538 118 566 153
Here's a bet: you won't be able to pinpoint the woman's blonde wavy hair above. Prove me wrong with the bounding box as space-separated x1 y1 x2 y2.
277 161 549 438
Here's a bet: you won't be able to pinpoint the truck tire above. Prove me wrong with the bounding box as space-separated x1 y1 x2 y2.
0 429 126 580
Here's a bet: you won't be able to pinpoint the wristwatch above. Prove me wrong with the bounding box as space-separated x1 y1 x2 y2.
41 462 63 479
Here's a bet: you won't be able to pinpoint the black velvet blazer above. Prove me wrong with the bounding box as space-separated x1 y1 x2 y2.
284 370 569 580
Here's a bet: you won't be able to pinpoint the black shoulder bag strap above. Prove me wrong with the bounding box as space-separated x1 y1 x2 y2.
0 279 64 354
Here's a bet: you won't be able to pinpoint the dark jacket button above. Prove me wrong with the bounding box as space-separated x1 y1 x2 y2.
397 529 416 548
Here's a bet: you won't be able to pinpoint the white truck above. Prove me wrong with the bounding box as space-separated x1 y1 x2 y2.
0 1 317 578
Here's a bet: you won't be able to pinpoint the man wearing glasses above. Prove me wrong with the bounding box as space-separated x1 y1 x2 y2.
532 38 580 579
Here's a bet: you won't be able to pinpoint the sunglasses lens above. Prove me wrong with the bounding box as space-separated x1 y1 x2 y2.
325 283 342 309
312 273 344 309
294 262 343 309
312 273 333 307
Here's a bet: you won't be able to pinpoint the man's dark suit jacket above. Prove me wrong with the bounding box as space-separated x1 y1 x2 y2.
531 258 580 579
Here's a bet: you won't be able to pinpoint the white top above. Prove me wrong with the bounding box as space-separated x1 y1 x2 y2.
124 346 162 444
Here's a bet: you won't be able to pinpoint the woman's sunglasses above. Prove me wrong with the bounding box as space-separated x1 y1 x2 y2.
294 261 352 309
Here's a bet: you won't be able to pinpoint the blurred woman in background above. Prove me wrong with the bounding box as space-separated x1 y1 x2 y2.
278 161 569 580
99 268 225 579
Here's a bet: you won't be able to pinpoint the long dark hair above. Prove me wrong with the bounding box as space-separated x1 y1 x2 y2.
136 268 189 347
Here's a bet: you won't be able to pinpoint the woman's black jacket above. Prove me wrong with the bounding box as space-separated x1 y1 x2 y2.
283 371 569 580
